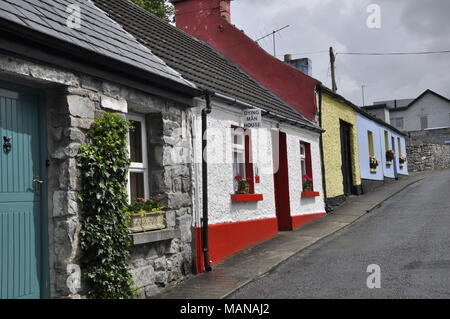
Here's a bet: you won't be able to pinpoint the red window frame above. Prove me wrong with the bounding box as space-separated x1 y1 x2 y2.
300 141 314 190
232 126 255 194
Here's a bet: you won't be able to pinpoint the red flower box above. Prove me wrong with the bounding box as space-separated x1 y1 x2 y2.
301 191 320 198
231 194 264 202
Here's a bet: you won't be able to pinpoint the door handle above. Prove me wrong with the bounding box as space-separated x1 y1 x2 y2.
33 177 44 195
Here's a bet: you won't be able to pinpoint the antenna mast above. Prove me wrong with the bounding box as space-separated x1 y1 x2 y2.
255 25 290 57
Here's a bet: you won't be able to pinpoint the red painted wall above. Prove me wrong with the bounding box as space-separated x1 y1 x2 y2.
173 0 319 122
291 213 326 230
194 217 279 273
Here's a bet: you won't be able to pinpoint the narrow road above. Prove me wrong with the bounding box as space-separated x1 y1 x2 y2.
228 169 450 299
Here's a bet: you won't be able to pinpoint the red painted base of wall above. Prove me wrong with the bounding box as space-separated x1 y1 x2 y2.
291 213 326 230
194 217 278 274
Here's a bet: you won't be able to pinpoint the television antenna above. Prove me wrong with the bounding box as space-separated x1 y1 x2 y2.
255 25 290 57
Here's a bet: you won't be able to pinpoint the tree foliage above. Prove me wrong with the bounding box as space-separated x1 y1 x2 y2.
77 113 134 299
130 0 174 22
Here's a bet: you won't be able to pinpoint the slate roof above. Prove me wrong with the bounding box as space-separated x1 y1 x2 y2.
0 0 194 88
366 90 450 112
91 0 320 130
320 85 406 136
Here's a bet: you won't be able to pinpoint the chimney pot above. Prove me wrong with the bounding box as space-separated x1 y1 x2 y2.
284 54 292 62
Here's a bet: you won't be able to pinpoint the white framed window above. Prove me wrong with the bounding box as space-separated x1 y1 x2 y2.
127 113 149 204
300 143 307 176
231 127 246 180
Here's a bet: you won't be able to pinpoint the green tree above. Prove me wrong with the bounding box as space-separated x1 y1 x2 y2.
130 0 174 22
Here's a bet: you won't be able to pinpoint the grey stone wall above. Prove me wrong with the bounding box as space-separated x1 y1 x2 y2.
0 53 195 299
406 128 450 146
406 128 450 172
406 144 450 172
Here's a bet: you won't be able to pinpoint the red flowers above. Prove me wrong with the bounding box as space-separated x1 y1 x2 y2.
302 174 313 182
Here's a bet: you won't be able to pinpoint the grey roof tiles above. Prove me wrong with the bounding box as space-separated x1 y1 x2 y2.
0 0 195 88
92 0 319 129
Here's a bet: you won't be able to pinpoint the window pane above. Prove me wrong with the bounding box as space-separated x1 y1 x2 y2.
393 118 404 129
130 172 145 203
129 120 143 163
368 131 375 157
301 159 306 176
420 116 428 129
233 150 246 178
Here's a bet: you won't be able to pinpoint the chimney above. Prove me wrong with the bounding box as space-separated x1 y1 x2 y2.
284 54 292 62
284 54 312 77
171 0 232 24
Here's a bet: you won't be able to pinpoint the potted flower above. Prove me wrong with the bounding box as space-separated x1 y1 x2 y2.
235 174 252 194
302 174 313 192
369 156 380 173
126 197 166 233
399 154 407 168
386 150 395 165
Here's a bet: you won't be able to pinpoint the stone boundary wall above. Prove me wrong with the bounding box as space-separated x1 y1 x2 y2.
406 128 450 172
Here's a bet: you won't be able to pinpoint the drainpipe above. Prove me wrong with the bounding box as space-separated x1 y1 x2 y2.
201 90 214 272
317 85 330 213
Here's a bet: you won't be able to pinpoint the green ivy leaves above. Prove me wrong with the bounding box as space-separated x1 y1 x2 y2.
77 113 135 299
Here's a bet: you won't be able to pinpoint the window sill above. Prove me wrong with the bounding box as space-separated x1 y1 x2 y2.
131 228 180 245
301 191 320 198
231 194 264 202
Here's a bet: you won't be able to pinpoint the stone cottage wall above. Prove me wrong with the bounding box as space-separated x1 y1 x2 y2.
0 53 195 299
406 129 450 172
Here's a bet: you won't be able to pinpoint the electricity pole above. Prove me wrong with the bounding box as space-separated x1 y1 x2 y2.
329 47 337 92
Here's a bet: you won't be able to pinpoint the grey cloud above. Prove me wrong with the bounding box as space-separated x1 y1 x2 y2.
231 0 450 106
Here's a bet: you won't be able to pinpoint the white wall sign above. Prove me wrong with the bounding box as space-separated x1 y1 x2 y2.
243 108 262 129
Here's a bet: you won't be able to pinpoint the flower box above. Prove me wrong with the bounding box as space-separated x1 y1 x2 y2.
129 211 166 233
386 150 395 164
231 194 264 202
302 191 320 198
369 156 380 173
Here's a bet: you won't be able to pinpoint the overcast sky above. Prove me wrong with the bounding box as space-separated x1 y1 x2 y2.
230 0 450 106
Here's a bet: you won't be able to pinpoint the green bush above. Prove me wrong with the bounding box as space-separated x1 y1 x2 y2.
77 113 134 299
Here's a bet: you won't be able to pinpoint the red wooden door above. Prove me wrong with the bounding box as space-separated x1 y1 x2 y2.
273 131 292 231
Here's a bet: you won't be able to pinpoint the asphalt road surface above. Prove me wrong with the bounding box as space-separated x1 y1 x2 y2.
228 169 450 299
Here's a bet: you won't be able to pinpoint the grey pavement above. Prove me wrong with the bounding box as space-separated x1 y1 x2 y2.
154 171 430 299
229 168 450 299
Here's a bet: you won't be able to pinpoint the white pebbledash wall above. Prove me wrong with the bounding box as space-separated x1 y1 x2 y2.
283 125 325 217
192 97 325 227
192 99 276 226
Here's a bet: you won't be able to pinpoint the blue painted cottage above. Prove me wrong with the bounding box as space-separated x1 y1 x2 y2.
357 112 408 192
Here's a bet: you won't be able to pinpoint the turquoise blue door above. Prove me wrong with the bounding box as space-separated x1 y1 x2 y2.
0 84 43 299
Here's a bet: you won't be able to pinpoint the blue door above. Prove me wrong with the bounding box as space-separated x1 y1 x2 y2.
0 83 44 299
391 136 398 179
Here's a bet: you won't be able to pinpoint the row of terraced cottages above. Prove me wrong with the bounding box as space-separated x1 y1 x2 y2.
0 0 407 299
